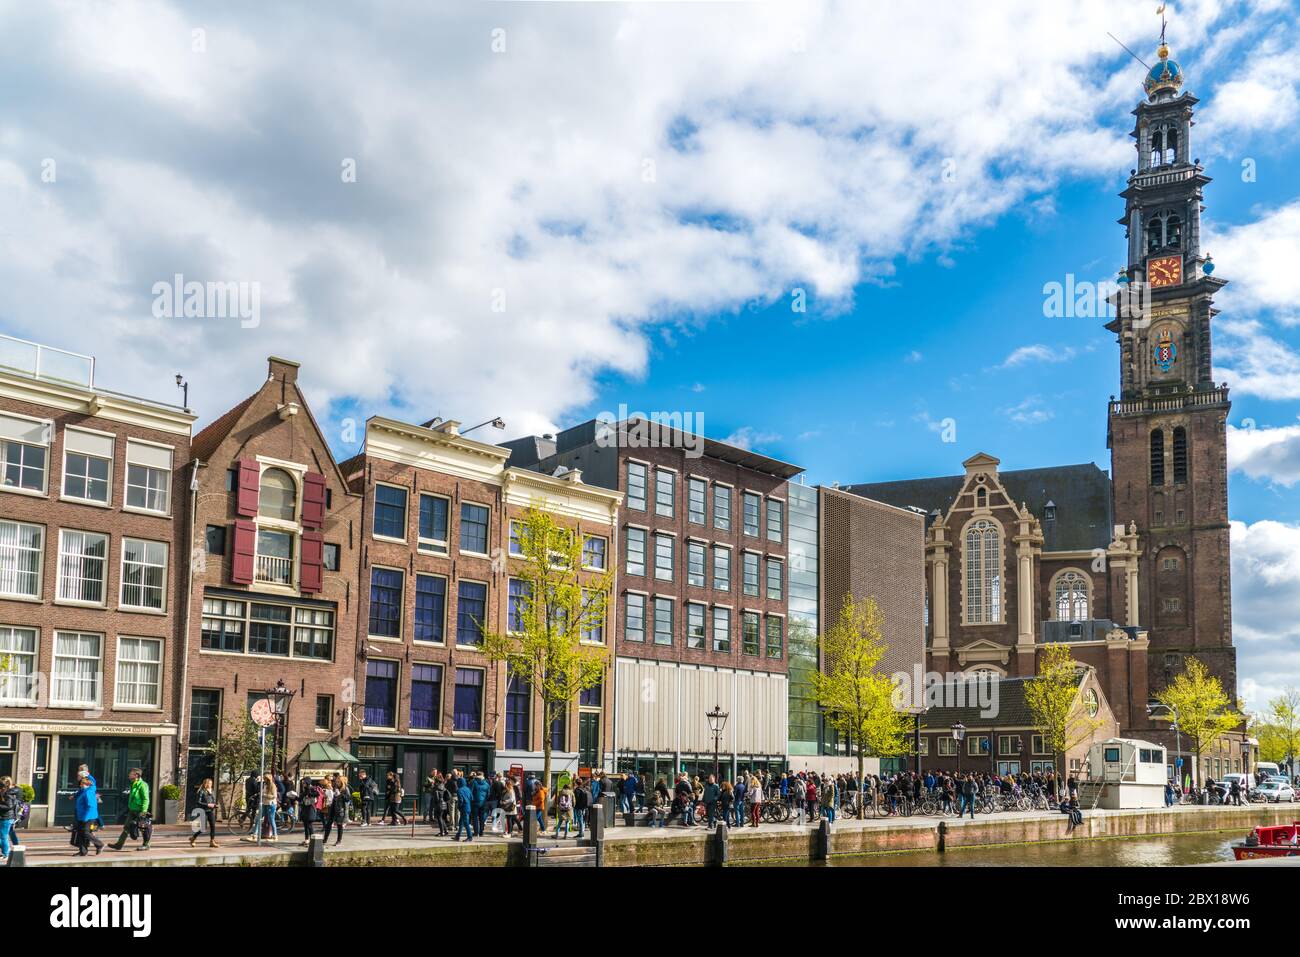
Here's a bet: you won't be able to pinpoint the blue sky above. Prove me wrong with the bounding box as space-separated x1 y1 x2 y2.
1 0 1297 706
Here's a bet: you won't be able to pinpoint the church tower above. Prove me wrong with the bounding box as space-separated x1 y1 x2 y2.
1106 33 1236 705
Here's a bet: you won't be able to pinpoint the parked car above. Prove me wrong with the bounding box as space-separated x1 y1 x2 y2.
1255 780 1296 803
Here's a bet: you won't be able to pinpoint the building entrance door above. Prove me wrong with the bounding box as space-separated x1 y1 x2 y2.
53 736 155 826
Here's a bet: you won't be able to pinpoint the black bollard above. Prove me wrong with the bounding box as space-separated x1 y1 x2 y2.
817 817 831 861
713 823 728 867
7 844 25 867
308 834 325 867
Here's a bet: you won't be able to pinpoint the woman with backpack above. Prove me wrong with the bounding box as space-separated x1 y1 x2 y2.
555 782 575 838
72 775 103 856
297 777 321 847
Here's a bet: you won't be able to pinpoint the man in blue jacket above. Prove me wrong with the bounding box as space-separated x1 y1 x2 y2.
470 772 490 835
73 776 104 856
455 778 474 841
621 773 637 814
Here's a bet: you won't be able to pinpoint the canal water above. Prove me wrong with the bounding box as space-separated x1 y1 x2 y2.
766 830 1242 866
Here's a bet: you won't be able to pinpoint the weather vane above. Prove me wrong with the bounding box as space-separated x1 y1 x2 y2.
1157 3 1168 46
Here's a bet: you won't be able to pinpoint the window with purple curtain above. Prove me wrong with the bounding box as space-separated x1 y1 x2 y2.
364 659 398 727
505 674 530 750
453 668 483 733
410 663 442 730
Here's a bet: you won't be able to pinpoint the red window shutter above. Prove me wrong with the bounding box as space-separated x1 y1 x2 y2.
236 459 260 517
231 520 256 585
300 531 323 594
302 472 327 529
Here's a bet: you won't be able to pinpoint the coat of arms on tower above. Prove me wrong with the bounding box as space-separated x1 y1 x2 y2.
1153 328 1177 372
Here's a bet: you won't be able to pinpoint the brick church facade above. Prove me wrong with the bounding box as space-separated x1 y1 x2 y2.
847 41 1244 772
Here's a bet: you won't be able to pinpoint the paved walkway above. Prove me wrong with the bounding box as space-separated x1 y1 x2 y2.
8 803 1267 866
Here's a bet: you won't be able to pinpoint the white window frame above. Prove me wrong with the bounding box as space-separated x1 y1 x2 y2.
686 602 707 649
123 438 173 516
61 427 114 506
372 481 409 543
50 629 103 708
56 528 108 607
457 500 492 557
713 483 733 531
655 468 675 518
0 412 52 497
0 519 44 600
712 605 732 652
582 534 608 571
119 537 168 612
114 635 163 710
418 492 451 555
0 625 39 705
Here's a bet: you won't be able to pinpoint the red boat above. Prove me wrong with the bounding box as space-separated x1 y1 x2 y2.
1232 822 1300 860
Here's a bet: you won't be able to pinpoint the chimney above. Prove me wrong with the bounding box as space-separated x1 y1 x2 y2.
268 356 301 385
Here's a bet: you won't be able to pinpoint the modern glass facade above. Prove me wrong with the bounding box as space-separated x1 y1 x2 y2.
786 483 819 756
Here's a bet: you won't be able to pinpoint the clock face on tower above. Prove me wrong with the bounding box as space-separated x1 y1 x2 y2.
1147 255 1183 287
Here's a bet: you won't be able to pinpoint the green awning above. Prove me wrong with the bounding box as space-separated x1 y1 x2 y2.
297 741 360 765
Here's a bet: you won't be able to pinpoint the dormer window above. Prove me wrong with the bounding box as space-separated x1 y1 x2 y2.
1043 500 1056 522
259 468 297 521
231 459 327 594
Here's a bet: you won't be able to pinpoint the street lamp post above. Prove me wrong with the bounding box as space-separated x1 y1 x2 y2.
952 722 966 775
1148 700 1183 789
706 705 729 781
268 680 296 777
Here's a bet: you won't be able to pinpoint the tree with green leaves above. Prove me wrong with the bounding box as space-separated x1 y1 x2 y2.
1025 643 1104 785
809 595 913 817
482 506 612 789
1154 656 1242 788
1266 687 1300 774
203 709 264 818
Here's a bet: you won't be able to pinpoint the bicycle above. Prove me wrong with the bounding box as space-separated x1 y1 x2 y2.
227 803 296 838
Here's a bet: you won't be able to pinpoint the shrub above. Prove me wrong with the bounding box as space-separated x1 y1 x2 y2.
160 784 182 801
19 784 35 803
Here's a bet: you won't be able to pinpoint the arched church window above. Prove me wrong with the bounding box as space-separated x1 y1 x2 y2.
976 487 987 508
964 519 1002 625
1165 127 1178 164
1150 429 1165 486
1172 427 1188 483
1053 570 1089 622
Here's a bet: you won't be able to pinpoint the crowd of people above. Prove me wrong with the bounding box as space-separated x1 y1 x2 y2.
45 756 1267 862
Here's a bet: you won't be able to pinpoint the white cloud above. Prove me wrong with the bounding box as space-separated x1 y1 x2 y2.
1232 520 1300 711
1228 418 1300 486
998 344 1077 369
1215 320 1300 401
904 350 923 364
1204 201 1300 327
1002 396 1054 425
0 0 1227 437
1200 31 1300 140
724 426 781 451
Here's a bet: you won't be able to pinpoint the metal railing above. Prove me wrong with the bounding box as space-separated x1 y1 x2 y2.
255 554 293 585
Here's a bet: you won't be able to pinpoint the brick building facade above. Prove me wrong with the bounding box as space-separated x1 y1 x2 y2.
0 338 193 826
345 415 621 793
181 357 363 804
504 419 799 783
